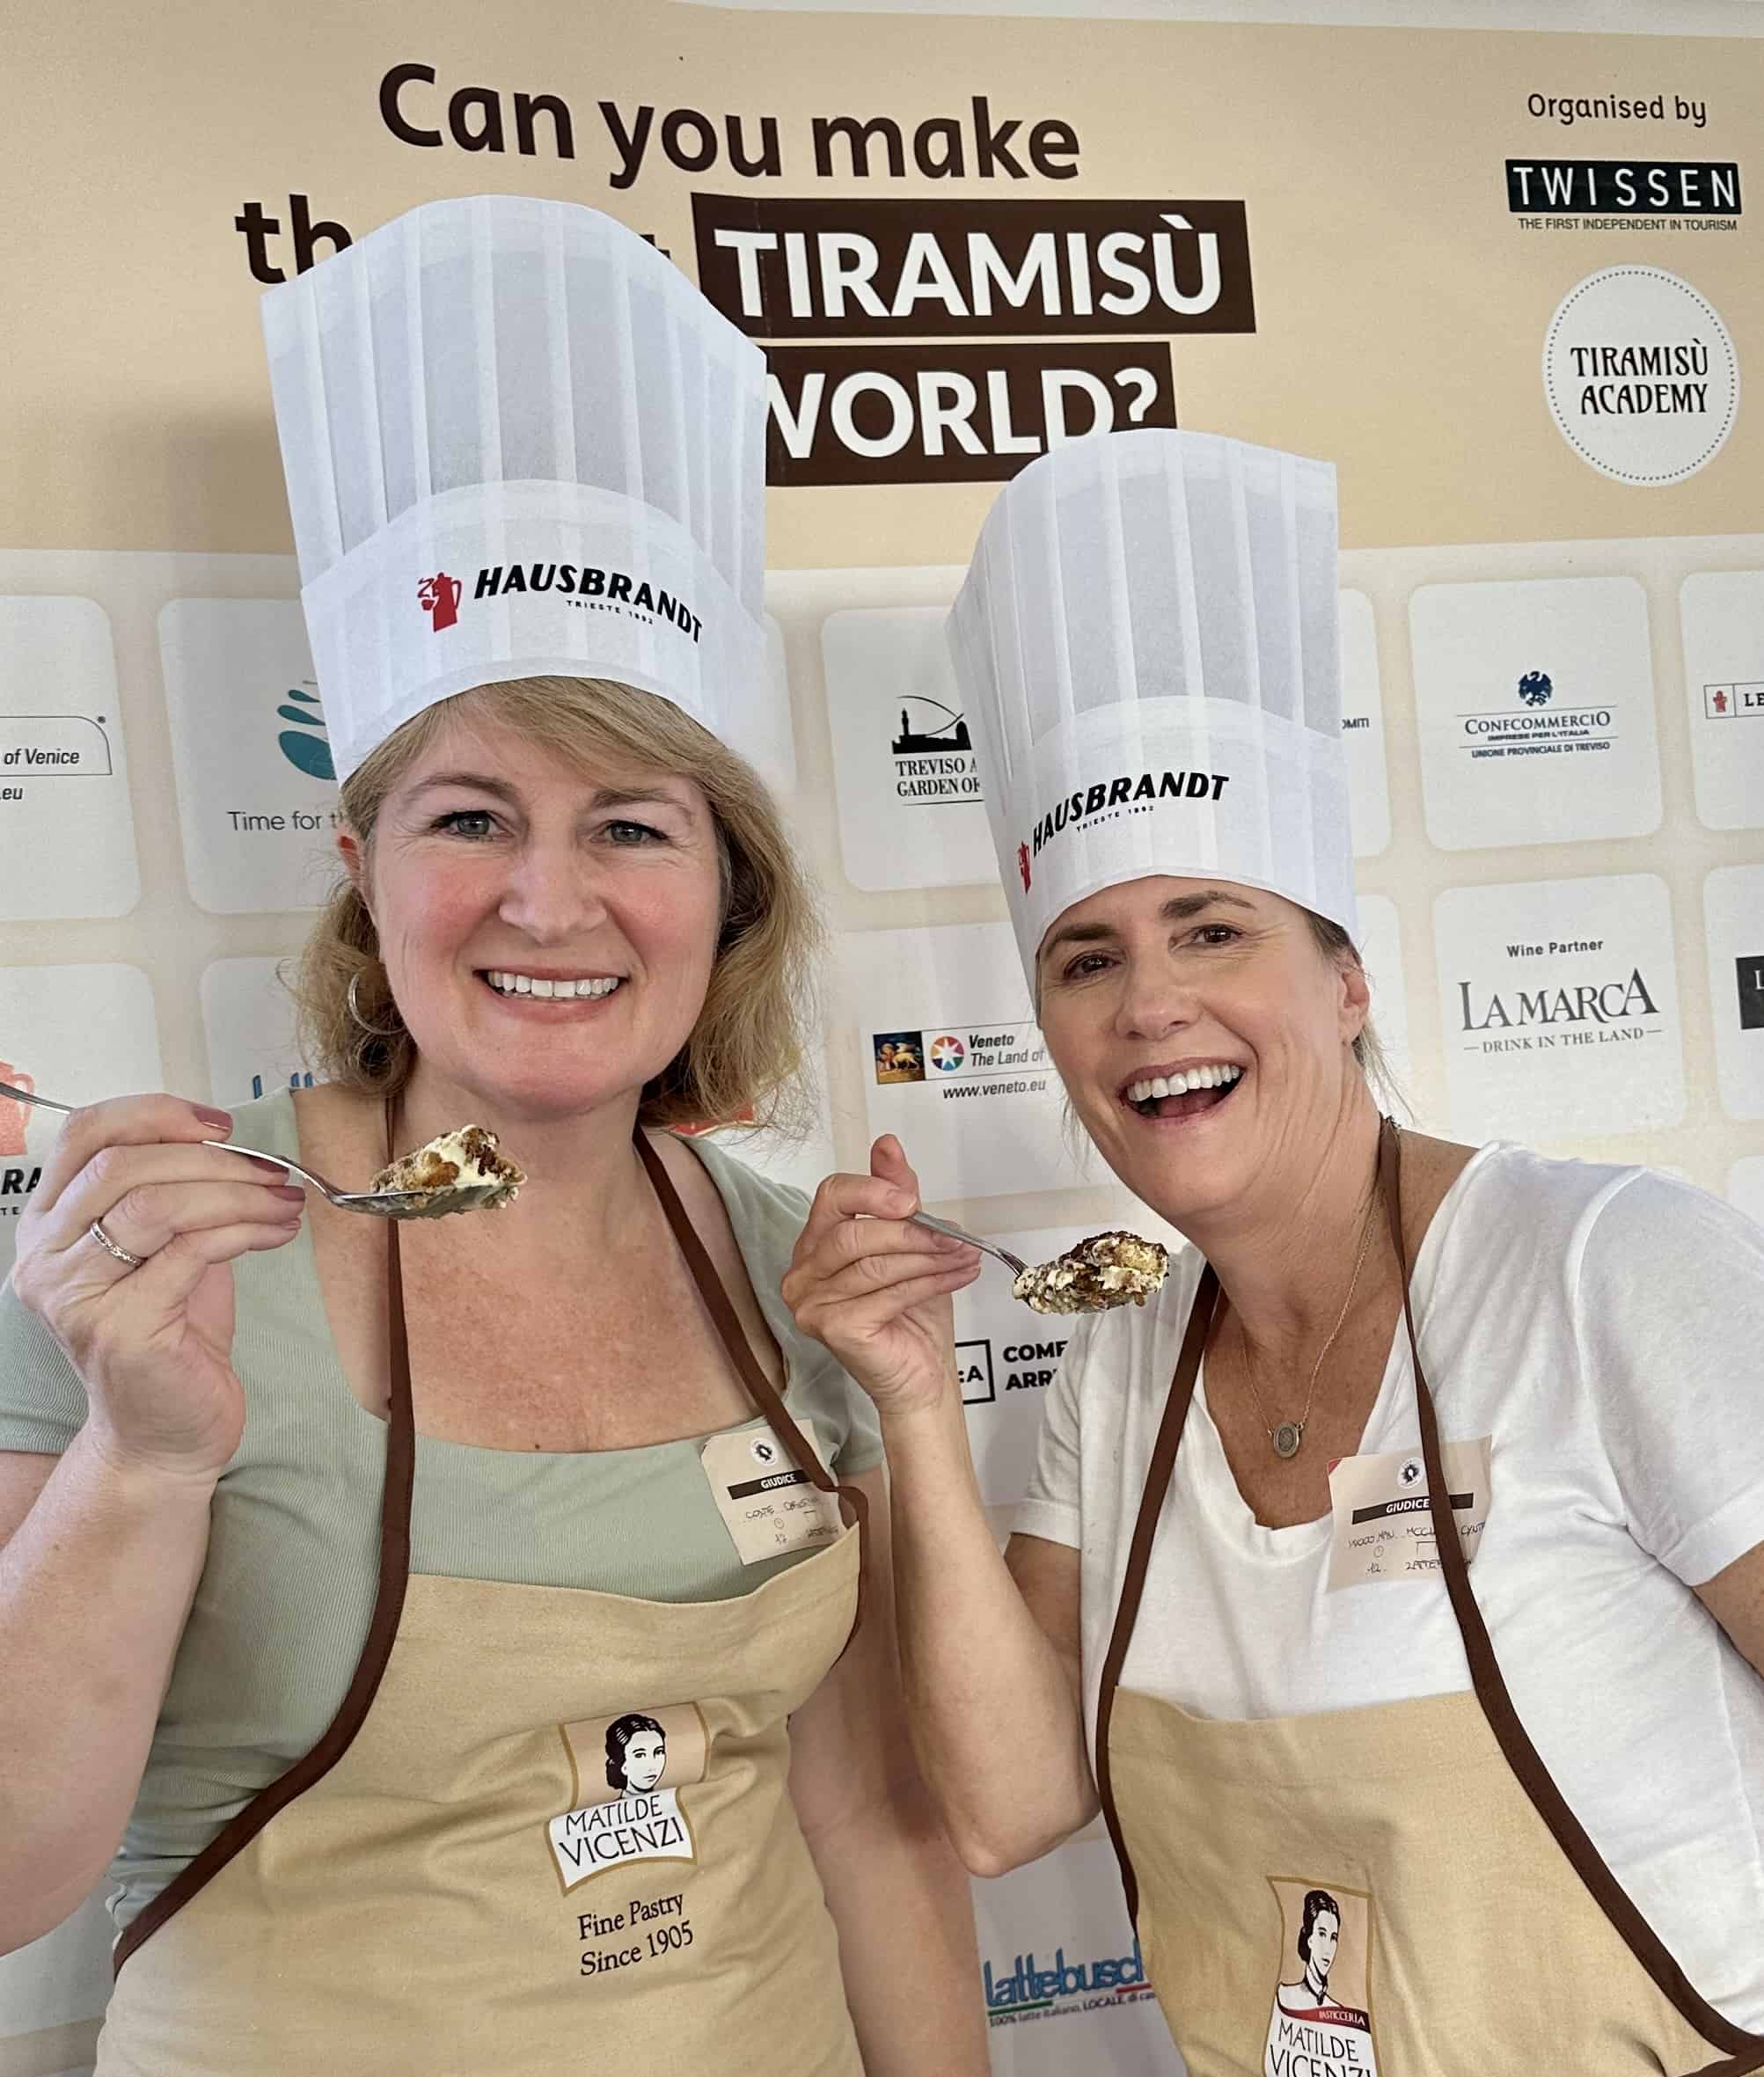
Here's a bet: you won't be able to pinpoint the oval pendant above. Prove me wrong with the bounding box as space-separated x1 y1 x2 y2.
1272 1421 1304 1460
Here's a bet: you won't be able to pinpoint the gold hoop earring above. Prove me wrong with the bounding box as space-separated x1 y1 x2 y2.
347 972 403 1039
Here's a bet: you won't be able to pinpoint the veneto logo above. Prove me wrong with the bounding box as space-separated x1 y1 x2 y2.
0 1063 33 1159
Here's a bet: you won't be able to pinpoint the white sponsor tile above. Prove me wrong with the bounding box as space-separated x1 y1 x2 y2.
1354 893 1413 1099
1730 1159 1764 1232
0 965 164 1276
1432 875 1683 1143
1410 575 1660 851
0 596 140 920
971 1839 1177 2073
199 957 314 1109
1703 866 1764 1122
157 599 340 915
835 922 1079 1202
1680 570 1764 832
822 604 995 892
1339 589 1389 859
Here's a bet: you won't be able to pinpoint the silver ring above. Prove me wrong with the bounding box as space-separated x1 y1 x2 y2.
88 1218 145 1269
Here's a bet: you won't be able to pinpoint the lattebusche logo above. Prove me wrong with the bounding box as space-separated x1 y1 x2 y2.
984 1938 1150 2025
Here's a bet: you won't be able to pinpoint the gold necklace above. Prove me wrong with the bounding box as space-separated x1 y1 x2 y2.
1235 1196 1380 1460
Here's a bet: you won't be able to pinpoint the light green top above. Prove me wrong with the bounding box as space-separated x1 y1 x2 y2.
0 1093 881 1934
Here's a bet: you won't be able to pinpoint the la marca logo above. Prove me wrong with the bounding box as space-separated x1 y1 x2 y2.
418 574 462 633
1017 841 1031 893
0 1064 34 1159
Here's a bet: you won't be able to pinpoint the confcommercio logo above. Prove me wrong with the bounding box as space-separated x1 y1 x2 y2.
465 562 703 640
1459 669 1616 762
1023 766 1231 867
983 1939 1150 2025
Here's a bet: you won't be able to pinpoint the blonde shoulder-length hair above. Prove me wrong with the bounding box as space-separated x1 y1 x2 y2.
290 675 821 1133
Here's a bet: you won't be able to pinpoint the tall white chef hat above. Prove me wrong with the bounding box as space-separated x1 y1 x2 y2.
946 428 1355 988
261 194 768 785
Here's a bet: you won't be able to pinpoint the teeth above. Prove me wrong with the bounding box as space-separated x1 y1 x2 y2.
1125 1064 1243 1105
487 972 622 999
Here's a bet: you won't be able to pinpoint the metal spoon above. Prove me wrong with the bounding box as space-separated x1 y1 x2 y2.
908 1210 1029 1281
0 1079 469 1219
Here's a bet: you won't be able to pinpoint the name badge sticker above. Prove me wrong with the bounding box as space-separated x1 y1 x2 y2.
700 1422 844 1565
1326 1437 1492 1591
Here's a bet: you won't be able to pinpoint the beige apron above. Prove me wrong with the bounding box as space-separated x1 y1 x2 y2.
99 1130 869 2076
1094 1119 1764 2076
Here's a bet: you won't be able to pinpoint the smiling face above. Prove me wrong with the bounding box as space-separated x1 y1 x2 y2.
346 713 724 1125
1035 876 1370 1229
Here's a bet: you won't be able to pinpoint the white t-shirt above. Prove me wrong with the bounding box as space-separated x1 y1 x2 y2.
1014 1143 1764 2029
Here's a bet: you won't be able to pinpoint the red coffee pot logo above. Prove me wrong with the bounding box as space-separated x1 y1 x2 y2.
0 1064 34 1159
418 573 463 633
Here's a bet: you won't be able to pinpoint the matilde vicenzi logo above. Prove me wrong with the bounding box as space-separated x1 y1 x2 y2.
548 1702 709 1891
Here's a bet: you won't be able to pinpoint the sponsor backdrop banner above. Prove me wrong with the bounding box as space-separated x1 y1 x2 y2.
3 0 1760 2069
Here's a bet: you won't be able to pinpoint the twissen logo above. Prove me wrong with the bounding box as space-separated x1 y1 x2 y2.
418 573 462 633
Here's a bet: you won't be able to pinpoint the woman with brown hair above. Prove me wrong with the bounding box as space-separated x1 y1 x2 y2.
0 197 985 2075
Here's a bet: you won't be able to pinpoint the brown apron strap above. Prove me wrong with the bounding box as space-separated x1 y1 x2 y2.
634 1130 868 1638
1092 1262 1219 1926
1382 1117 1764 2071
113 1099 418 1978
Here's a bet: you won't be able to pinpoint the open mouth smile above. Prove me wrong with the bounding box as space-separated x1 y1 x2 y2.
479 969 624 1002
1120 1062 1243 1121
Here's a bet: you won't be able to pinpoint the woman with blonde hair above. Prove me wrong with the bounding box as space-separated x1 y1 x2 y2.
0 197 986 2075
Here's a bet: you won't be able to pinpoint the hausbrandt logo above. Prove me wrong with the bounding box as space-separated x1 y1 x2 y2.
984 1938 1148 2021
1025 767 1230 861
418 572 461 632
472 562 703 640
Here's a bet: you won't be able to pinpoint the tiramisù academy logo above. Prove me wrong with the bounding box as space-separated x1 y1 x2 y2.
889 695 982 807
549 1702 708 1891
1457 667 1618 764
1542 267 1738 486
1263 1878 1380 2074
1705 678 1764 720
417 572 462 632
1023 764 1231 871
983 1935 1152 2027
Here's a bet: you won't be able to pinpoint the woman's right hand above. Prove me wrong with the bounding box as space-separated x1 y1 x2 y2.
783 1136 982 1419
9 1096 307 1479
